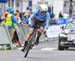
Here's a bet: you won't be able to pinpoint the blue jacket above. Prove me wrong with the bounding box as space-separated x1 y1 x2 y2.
22 16 29 24
29 9 50 29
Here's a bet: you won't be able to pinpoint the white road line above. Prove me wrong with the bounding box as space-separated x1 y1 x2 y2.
40 47 57 51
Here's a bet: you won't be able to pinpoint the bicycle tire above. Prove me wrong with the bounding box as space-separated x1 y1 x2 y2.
24 45 31 57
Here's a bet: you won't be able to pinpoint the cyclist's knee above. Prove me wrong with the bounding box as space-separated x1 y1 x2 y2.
29 29 34 35
38 29 43 33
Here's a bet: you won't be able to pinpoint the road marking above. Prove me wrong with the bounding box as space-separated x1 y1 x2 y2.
40 47 57 51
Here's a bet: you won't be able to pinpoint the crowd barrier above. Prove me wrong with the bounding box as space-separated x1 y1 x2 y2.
0 24 30 50
46 18 68 40
15 24 29 44
0 24 13 50
46 25 62 38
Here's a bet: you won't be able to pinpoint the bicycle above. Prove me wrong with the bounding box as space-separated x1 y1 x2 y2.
24 25 40 58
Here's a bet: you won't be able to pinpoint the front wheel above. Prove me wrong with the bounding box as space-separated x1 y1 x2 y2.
24 45 31 57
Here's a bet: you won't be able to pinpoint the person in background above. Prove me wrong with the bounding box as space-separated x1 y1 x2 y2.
22 12 31 24
59 11 63 18
15 10 23 23
4 8 18 46
0 15 1 24
48 6 56 25
48 6 51 16
12 13 22 47
26 6 32 13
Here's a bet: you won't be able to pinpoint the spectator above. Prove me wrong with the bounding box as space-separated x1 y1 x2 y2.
48 6 56 25
4 8 18 45
22 12 30 24
59 11 63 18
12 12 22 46
26 6 32 13
48 6 51 13
48 6 55 19
15 10 22 23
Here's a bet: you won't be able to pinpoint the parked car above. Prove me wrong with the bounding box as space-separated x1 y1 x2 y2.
58 22 75 50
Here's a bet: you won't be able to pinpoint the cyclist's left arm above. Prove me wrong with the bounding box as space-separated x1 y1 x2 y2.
44 12 51 29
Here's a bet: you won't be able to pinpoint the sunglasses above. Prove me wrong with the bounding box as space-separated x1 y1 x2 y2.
41 11 46 13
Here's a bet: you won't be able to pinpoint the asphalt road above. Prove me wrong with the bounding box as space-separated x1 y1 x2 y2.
0 39 75 61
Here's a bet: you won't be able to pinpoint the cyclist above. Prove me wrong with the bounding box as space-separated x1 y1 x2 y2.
21 4 50 52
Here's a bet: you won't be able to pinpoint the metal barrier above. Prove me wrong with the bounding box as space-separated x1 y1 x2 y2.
0 24 13 50
0 23 60 50
47 25 61 37
15 24 29 44
0 24 29 50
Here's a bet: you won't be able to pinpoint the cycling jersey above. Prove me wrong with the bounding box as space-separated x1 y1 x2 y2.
29 9 50 29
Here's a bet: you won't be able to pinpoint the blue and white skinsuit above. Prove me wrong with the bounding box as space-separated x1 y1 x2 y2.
29 9 50 29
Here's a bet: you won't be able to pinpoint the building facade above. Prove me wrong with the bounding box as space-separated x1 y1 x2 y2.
5 0 32 12
1 0 69 18
32 0 64 18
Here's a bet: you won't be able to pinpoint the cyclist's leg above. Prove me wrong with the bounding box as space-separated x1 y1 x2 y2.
21 28 34 52
35 20 45 45
35 28 43 45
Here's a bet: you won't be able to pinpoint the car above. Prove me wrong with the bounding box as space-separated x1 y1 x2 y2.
58 22 75 50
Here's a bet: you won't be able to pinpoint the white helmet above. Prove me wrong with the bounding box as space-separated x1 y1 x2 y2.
39 4 48 12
